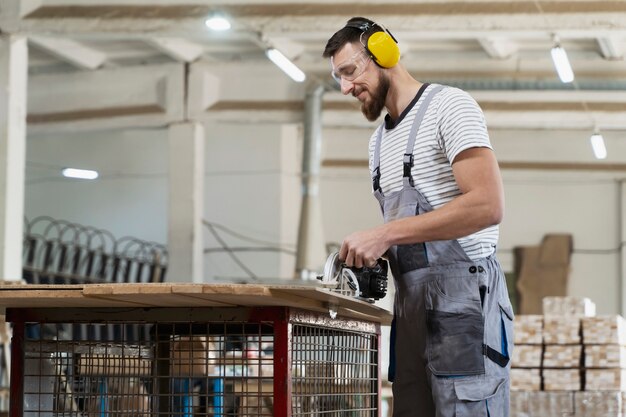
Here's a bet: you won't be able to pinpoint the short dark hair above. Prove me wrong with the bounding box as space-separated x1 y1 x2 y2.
322 17 382 59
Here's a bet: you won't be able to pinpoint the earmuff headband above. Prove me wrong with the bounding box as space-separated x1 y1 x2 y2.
343 19 400 68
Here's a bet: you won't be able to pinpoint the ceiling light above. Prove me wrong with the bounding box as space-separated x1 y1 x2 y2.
551 44 574 83
589 132 607 160
205 13 231 31
62 168 99 180
266 48 306 83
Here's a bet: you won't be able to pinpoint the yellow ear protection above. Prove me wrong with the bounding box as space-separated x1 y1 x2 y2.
344 20 400 68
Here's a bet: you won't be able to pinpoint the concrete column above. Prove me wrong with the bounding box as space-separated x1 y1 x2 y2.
167 122 205 283
0 35 27 281
617 180 626 316
295 85 327 279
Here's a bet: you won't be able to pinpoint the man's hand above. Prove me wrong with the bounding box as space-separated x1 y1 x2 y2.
339 226 389 268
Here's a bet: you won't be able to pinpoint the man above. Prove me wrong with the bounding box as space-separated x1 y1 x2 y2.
323 17 514 417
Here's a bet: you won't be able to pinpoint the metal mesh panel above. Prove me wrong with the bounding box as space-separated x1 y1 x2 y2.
292 323 379 416
15 308 379 417
21 321 274 416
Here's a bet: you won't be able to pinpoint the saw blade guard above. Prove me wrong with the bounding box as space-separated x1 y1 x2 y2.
319 251 342 287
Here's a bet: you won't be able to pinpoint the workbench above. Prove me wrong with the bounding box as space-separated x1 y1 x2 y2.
0 283 392 417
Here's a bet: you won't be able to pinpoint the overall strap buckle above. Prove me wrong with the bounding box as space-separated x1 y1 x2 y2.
403 154 414 186
372 166 381 191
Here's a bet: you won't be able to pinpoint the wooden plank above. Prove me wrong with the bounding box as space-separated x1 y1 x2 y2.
585 344 626 368
268 287 388 324
528 392 575 416
173 284 350 321
543 316 581 344
510 368 541 391
586 369 626 391
511 344 542 368
0 288 144 308
543 344 582 368
574 392 622 417
189 284 385 323
543 369 581 391
543 296 595 316
269 286 393 324
0 284 85 290
514 315 543 345
168 284 285 307
83 283 231 307
0 283 392 323
582 315 626 345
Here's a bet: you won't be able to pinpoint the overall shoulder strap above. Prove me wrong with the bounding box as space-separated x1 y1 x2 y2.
403 85 445 186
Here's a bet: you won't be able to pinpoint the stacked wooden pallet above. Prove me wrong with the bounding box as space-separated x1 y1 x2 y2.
542 313 582 391
511 314 542 391
511 296 626 417
583 315 626 392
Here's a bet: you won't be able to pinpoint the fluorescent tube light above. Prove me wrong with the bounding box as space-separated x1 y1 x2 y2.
266 48 306 83
205 13 231 31
590 133 607 160
62 168 99 180
551 45 574 83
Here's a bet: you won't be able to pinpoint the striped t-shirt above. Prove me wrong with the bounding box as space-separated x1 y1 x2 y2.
368 83 498 260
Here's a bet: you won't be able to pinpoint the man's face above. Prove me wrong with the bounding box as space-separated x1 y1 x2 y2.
331 42 389 121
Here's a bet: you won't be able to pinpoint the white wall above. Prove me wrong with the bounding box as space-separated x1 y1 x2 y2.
202 121 301 281
25 122 302 282
26 128 169 243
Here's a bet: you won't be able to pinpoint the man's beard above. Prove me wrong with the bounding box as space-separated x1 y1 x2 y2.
361 71 390 122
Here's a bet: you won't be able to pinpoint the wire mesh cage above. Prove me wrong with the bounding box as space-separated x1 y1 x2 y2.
10 307 380 417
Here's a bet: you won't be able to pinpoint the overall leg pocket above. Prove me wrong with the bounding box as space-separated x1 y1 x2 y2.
454 376 508 417
426 275 485 376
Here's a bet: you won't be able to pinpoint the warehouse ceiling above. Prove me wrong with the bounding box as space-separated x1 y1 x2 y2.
2 0 626 132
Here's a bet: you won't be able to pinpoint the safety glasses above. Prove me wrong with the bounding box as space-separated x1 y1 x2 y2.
330 50 372 85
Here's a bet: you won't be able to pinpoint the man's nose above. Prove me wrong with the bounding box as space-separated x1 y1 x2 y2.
340 78 354 95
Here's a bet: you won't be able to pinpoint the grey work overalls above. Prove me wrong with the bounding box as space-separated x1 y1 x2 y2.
373 85 514 417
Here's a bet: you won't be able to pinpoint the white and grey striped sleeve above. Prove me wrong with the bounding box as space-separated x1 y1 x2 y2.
436 87 492 164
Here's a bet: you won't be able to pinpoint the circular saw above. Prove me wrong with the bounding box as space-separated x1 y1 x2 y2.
317 252 389 302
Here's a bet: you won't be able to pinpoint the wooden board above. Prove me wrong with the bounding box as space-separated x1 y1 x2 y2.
543 344 582 368
527 392 575 416
510 368 541 391
586 368 626 391
271 286 390 314
513 315 543 345
585 344 626 368
543 369 581 391
511 344 542 368
0 283 392 324
574 392 622 417
0 286 146 308
83 283 233 307
582 315 626 345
